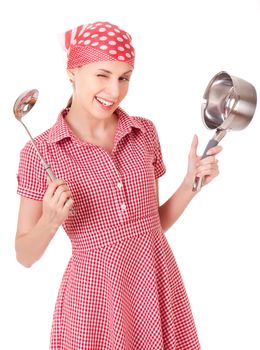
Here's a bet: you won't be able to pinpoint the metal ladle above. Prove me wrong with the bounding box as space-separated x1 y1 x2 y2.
13 89 57 181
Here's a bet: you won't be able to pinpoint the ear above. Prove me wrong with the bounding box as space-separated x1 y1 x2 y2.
67 68 77 83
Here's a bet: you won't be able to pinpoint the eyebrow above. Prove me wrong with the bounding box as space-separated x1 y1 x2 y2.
97 69 133 75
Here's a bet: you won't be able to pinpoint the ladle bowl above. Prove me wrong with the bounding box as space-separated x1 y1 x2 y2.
13 89 39 120
13 89 57 181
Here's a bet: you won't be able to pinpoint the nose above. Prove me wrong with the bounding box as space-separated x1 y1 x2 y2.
106 79 120 100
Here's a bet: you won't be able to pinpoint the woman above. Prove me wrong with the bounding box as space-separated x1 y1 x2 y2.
16 21 221 349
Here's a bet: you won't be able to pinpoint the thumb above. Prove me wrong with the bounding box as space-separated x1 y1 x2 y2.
189 134 198 158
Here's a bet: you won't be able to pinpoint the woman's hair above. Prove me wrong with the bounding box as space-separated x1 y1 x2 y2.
66 95 73 108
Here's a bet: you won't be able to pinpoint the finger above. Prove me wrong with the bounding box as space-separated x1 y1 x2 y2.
56 190 72 207
53 185 71 204
44 179 67 200
197 161 219 170
206 145 223 156
199 156 218 165
189 134 199 158
196 164 219 178
196 159 219 170
63 197 74 212
203 170 220 184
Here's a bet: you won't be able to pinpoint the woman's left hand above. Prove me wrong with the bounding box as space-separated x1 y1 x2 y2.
184 134 223 189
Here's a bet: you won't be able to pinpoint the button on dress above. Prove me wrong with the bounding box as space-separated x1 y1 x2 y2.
17 107 201 349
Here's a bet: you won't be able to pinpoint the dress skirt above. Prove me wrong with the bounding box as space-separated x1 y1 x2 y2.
50 215 201 350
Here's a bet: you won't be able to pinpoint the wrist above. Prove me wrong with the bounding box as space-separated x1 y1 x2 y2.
38 215 59 238
183 173 195 190
181 175 198 197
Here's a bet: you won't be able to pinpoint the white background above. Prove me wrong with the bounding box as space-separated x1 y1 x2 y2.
0 0 259 349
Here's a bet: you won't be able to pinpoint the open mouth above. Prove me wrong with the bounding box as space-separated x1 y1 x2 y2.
95 96 114 107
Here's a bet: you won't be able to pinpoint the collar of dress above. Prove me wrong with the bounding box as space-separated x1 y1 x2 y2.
47 106 146 144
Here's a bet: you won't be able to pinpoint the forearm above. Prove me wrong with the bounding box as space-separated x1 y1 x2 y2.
15 217 59 268
158 178 197 233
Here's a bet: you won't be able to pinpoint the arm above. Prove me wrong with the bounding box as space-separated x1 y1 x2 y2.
157 135 222 233
16 197 57 267
15 179 74 268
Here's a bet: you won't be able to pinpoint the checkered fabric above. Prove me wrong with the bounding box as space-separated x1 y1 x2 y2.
17 107 201 349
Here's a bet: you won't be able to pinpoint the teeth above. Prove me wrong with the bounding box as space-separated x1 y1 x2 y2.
96 96 113 106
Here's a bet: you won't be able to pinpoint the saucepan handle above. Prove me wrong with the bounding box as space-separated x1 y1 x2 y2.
192 139 219 192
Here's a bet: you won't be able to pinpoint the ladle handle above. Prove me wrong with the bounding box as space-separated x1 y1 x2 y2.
45 165 57 181
44 164 75 215
192 139 219 192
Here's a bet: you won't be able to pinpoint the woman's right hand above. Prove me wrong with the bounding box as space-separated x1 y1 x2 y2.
41 178 74 228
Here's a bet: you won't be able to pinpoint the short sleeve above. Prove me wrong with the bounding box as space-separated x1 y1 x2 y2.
147 120 166 179
16 140 47 201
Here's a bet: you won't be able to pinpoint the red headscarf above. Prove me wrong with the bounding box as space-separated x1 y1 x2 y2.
61 21 135 69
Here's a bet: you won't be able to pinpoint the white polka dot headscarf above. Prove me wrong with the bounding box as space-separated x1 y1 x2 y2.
62 21 135 69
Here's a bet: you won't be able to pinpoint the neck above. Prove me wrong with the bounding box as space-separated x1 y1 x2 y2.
64 103 118 140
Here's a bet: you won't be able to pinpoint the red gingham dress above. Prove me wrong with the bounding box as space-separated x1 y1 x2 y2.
17 107 201 350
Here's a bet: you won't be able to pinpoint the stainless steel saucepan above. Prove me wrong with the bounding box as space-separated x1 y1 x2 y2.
193 71 257 192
